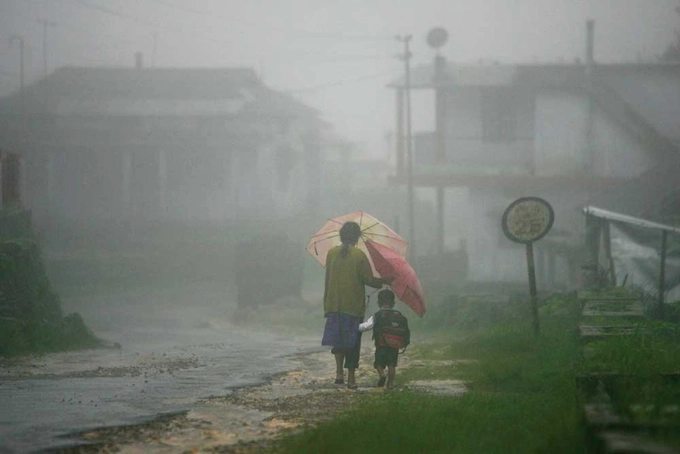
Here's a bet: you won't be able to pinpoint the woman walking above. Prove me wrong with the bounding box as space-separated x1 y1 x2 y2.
322 221 392 389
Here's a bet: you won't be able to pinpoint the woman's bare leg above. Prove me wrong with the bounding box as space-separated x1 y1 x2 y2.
334 352 345 381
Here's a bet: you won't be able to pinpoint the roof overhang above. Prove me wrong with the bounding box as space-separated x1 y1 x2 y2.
388 173 631 189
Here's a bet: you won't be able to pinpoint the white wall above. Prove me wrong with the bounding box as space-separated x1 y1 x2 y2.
534 90 653 178
534 92 589 175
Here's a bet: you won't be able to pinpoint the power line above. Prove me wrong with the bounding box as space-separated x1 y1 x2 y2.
0 3 145 51
284 71 397 94
149 0 394 42
68 0 397 67
71 0 158 29
70 0 223 45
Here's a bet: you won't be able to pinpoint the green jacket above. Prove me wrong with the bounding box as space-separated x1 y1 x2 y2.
323 245 383 318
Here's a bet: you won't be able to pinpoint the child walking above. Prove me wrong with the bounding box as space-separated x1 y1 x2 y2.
359 289 410 389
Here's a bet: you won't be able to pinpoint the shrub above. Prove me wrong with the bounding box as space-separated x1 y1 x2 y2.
0 225 101 357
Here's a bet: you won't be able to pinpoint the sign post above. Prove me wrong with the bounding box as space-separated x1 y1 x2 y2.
502 197 554 337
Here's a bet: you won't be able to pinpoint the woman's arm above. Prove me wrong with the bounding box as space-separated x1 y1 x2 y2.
323 251 332 315
358 253 393 289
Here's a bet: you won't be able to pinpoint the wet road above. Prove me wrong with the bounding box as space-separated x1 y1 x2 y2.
0 283 320 453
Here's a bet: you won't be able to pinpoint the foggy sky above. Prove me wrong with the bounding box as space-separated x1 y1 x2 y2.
0 0 677 157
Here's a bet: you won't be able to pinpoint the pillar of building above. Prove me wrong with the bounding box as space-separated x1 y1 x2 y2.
121 152 132 217
157 148 167 218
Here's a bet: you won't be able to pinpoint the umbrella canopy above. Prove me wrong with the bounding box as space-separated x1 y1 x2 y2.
306 211 408 274
365 239 426 317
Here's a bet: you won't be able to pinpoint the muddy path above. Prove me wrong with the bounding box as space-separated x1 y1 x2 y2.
0 283 321 453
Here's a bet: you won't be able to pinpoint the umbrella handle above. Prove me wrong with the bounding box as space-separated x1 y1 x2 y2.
365 288 380 309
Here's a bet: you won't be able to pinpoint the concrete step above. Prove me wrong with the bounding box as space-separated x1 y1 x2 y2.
582 300 644 317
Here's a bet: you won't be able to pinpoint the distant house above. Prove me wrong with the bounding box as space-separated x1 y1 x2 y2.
0 64 328 230
389 59 680 288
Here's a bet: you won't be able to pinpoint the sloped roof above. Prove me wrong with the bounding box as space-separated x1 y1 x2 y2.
0 66 320 120
596 64 680 144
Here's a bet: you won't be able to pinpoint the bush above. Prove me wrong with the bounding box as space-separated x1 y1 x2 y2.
0 228 101 357
422 292 529 331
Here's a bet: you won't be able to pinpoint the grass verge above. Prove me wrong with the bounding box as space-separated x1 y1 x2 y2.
271 294 585 453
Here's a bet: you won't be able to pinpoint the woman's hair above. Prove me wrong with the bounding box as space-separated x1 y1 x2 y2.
339 221 361 257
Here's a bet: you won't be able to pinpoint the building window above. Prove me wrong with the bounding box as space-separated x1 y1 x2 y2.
481 88 532 142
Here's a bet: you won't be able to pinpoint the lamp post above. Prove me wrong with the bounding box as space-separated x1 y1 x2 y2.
397 34 415 263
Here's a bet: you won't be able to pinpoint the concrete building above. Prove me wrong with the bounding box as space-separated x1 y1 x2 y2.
389 58 680 289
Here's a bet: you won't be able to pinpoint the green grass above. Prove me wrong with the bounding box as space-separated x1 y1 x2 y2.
582 323 680 374
271 292 680 452
273 295 585 453
274 391 581 454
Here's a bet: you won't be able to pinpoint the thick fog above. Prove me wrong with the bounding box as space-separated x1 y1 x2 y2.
0 0 677 156
0 0 679 305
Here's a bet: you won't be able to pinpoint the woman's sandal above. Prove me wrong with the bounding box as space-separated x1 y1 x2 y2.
334 377 344 385
377 377 386 387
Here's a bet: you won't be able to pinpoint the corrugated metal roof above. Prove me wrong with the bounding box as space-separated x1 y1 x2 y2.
40 67 258 99
0 66 320 120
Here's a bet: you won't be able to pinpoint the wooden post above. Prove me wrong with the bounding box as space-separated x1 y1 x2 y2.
658 230 668 316
526 241 540 336
602 221 616 286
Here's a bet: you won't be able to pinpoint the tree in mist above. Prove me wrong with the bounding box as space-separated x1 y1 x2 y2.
661 5 680 61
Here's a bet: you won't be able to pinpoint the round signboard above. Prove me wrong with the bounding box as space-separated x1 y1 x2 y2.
502 197 554 244
427 27 448 49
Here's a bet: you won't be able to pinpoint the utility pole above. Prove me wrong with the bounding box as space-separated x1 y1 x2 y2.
9 35 25 93
427 27 449 254
397 34 415 264
38 19 57 77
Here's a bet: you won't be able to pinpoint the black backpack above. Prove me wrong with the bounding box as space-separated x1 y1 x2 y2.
373 309 410 350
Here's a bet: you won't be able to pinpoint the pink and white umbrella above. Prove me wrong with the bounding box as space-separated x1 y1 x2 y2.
306 210 408 275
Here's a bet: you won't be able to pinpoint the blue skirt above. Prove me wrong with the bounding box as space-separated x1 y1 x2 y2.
321 312 362 350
